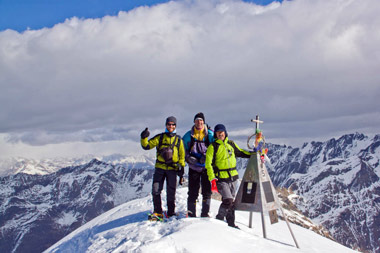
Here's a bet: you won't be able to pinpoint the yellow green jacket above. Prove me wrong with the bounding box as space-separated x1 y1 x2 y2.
141 133 185 170
205 137 252 181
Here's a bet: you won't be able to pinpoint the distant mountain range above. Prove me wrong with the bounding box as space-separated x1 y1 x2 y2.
0 132 379 252
0 158 155 253
0 154 156 177
265 133 380 252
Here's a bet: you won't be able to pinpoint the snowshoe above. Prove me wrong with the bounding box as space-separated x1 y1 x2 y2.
148 212 164 222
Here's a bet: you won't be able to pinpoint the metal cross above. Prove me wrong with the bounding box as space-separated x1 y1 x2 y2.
251 115 264 130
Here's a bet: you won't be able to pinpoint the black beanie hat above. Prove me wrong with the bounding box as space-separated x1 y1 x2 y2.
194 112 205 122
166 116 177 125
214 124 227 136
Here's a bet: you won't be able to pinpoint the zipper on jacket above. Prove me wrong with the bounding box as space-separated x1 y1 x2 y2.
223 141 231 169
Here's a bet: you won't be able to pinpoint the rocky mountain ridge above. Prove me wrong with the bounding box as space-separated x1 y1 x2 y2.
0 159 154 253
264 133 380 252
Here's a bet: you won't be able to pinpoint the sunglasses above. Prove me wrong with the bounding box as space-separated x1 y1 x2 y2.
167 123 176 126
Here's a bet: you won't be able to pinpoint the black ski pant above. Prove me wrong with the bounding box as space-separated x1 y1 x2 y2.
187 168 211 217
215 180 237 227
152 168 177 216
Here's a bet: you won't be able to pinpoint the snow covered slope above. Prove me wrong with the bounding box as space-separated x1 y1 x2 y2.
45 188 354 253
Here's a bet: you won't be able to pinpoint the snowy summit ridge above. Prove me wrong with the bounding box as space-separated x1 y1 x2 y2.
45 188 354 253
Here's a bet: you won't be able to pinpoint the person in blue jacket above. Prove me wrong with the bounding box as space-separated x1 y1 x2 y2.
183 112 214 217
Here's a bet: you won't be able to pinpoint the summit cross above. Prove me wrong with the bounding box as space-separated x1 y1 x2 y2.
251 115 264 130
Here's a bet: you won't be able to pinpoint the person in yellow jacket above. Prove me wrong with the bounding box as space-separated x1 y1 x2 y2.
205 124 252 228
141 116 186 219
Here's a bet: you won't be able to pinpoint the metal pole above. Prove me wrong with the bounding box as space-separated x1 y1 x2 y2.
258 157 267 238
251 115 267 238
282 208 300 249
271 179 300 248
248 116 257 230
249 212 253 228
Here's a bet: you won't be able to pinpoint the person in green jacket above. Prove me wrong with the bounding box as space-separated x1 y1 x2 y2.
141 116 186 219
205 124 252 228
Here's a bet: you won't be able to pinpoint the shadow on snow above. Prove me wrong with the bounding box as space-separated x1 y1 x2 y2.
47 211 149 252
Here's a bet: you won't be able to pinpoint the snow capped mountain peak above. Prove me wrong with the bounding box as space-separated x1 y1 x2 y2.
266 132 380 252
0 153 156 177
0 157 155 253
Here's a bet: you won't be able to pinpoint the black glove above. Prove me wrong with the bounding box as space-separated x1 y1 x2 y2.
178 165 185 185
140 128 150 139
179 176 184 185
177 165 184 177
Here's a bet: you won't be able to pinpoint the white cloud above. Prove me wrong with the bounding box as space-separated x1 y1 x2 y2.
0 133 142 159
1 0 380 158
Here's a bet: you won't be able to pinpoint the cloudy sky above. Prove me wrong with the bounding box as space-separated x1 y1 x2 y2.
1 0 380 159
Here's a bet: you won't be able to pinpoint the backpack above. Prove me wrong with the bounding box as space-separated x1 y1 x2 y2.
189 134 211 152
157 133 181 165
188 126 212 151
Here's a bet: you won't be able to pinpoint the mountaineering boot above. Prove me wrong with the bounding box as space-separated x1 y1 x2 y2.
187 200 196 217
167 200 176 217
187 210 195 218
215 214 224 220
165 211 180 218
226 207 236 228
216 205 228 221
200 198 211 218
